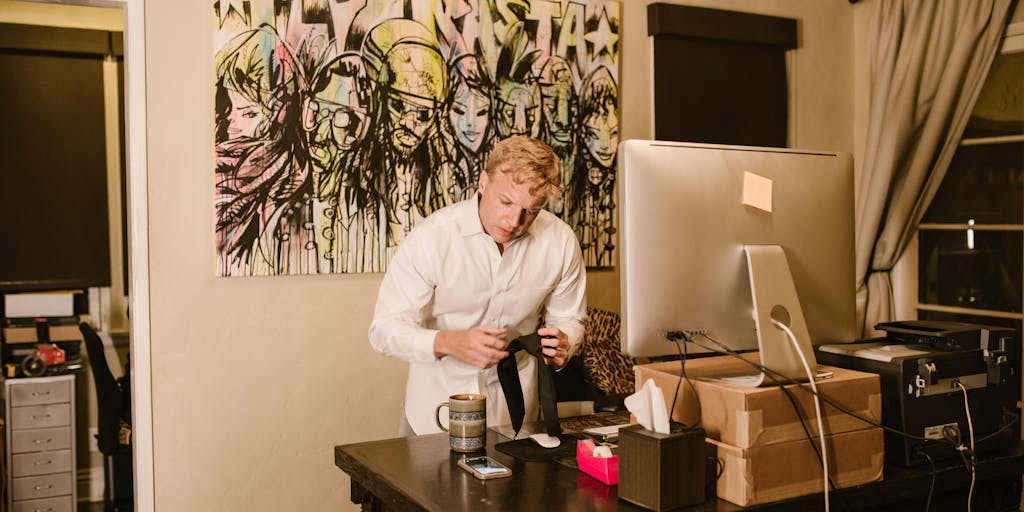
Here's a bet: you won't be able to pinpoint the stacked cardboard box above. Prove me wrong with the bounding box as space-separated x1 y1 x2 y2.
635 353 884 507
3 325 83 343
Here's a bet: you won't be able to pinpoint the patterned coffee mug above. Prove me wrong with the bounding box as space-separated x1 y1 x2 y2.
435 393 486 452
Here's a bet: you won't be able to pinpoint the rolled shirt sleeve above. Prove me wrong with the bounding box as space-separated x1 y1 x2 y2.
368 229 441 364
544 227 587 358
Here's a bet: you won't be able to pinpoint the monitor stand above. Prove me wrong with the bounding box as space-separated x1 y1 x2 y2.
715 245 819 387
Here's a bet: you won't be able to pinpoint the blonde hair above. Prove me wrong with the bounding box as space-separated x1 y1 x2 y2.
484 136 562 201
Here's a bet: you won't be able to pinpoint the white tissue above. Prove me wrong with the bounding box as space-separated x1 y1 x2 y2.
592 445 614 458
624 378 671 434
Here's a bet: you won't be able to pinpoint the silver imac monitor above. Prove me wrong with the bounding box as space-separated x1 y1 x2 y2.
618 140 856 381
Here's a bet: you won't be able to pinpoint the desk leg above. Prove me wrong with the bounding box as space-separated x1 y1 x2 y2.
350 479 384 512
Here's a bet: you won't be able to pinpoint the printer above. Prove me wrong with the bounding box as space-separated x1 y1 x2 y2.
816 320 1020 466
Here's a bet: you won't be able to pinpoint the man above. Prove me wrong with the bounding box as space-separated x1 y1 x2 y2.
369 136 587 435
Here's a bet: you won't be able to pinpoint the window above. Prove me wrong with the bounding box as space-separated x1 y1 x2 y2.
917 22 1024 331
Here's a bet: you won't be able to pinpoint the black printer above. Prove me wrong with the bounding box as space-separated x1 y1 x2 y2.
816 320 1020 466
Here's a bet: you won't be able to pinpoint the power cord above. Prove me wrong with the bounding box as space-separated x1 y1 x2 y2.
662 331 702 429
771 319 829 512
956 382 977 512
915 447 937 512
674 338 702 428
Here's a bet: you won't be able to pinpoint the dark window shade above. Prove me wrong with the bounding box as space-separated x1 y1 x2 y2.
0 23 124 57
648 3 797 147
653 36 788 147
118 59 128 293
0 50 111 291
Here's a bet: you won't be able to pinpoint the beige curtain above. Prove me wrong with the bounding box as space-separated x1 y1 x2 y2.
856 0 1014 337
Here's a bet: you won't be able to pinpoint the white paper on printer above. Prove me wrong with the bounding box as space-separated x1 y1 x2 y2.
624 378 670 434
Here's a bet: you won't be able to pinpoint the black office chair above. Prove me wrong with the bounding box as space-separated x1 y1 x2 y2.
79 322 134 511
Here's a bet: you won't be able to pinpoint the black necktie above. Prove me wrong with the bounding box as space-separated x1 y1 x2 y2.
497 333 562 437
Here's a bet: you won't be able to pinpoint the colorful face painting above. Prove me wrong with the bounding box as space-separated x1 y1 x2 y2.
382 42 446 155
308 54 372 153
448 54 492 154
494 77 540 138
539 56 576 152
581 66 618 170
212 0 621 275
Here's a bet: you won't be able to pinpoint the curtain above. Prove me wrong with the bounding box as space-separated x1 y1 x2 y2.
855 0 1014 337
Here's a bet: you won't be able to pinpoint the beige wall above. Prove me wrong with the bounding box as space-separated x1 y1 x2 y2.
143 1 854 510
145 2 404 509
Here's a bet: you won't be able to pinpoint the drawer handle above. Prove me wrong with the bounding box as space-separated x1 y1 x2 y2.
33 508 54 512
33 483 53 490
31 414 52 420
33 437 54 444
33 459 53 466
31 391 52 397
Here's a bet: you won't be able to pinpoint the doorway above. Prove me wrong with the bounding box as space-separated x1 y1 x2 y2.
0 0 152 509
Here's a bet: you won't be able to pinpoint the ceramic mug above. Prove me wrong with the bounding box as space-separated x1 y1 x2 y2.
435 393 486 452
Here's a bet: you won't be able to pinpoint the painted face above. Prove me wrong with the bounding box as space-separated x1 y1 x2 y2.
328 106 368 149
225 87 263 141
541 61 574 148
386 91 435 155
449 78 490 152
477 170 546 247
311 56 370 151
583 102 619 168
383 44 446 155
495 81 539 138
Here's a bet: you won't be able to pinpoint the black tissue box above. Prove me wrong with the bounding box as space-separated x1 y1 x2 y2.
618 424 706 511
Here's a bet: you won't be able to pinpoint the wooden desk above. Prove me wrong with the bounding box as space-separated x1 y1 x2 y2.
335 431 1024 511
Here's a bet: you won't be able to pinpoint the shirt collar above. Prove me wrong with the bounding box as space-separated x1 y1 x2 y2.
456 194 486 238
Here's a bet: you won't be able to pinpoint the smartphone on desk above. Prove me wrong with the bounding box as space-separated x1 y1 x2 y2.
458 456 512 480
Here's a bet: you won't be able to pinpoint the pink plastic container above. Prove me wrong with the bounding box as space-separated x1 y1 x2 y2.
576 439 619 485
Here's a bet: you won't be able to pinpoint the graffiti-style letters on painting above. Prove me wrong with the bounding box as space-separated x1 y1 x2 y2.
214 0 621 275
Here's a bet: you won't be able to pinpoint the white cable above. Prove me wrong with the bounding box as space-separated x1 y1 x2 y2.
957 382 976 512
772 319 829 512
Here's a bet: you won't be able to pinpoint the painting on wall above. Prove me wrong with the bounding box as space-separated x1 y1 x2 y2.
214 0 620 276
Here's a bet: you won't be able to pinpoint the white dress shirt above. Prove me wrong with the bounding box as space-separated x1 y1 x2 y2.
369 195 587 435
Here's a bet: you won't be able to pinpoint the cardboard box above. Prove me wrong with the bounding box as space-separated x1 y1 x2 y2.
635 354 881 448
708 427 884 506
3 326 83 344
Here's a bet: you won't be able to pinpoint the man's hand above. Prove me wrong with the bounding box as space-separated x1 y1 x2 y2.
434 327 509 369
538 327 570 369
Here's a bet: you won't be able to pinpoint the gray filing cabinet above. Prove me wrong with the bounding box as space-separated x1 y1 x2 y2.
4 374 76 512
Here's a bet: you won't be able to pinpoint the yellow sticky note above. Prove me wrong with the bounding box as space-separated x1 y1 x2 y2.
742 171 773 213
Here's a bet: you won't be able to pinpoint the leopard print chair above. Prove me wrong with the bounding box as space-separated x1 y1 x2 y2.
550 307 636 415
575 307 635 396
